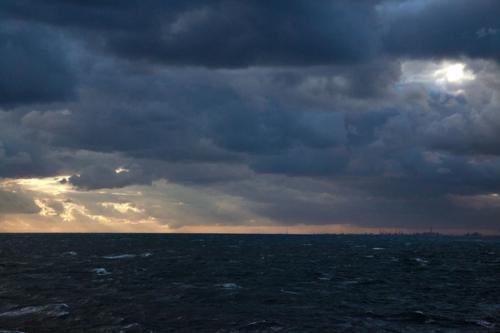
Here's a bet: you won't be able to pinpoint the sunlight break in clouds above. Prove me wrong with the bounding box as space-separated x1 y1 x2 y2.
0 176 168 232
401 61 476 86
2 176 73 195
433 62 476 84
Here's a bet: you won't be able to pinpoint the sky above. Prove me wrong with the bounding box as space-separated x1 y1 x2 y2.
1 0 500 233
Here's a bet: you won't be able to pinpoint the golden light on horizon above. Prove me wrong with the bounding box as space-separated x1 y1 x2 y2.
1 175 73 195
2 176 498 235
0 175 164 231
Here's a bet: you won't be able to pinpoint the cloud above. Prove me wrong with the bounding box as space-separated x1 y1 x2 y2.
2 0 499 70
0 0 381 68
0 189 39 215
69 165 151 190
0 22 76 107
2 1 500 232
380 0 500 61
5 54 500 231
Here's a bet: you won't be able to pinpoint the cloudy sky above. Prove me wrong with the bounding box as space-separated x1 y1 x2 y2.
1 0 500 233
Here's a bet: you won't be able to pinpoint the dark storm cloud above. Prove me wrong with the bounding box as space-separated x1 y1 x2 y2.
0 23 76 107
422 85 500 156
211 104 347 155
380 0 500 61
18 59 352 175
1 0 380 67
0 112 65 178
251 147 349 177
216 175 500 230
2 0 499 68
10 51 500 230
2 0 500 231
69 165 151 190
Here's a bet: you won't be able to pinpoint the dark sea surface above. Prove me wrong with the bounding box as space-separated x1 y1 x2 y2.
0 234 499 332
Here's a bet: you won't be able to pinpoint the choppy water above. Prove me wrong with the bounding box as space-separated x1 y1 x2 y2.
0 234 499 332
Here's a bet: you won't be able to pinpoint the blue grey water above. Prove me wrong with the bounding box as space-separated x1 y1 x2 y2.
0 234 499 332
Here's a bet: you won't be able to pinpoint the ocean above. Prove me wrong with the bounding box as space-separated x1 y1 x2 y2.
0 234 499 332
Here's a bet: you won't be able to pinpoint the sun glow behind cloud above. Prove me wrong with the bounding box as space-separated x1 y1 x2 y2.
1 175 73 195
400 60 476 87
433 62 475 84
0 175 169 232
114 167 130 174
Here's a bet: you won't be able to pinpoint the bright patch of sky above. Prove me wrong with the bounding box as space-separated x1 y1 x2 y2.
400 61 475 86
